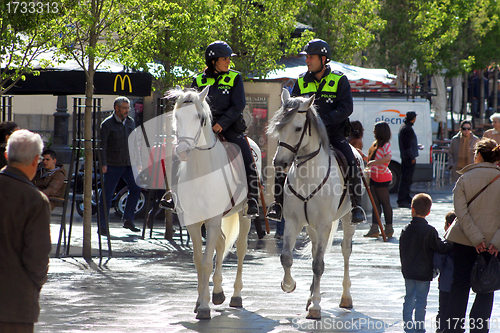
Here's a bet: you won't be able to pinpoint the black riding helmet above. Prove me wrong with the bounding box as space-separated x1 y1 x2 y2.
205 41 236 63
299 39 331 63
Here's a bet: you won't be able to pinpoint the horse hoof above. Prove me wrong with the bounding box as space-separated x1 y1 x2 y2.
229 296 242 308
196 308 211 320
212 291 225 305
194 302 200 313
306 308 321 320
281 280 296 293
339 297 353 309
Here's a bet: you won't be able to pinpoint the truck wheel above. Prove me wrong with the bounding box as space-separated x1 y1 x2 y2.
388 161 401 194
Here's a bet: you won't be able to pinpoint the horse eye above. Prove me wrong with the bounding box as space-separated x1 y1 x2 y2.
295 127 302 132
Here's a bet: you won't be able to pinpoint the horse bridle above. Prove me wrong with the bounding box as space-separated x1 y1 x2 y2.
174 102 217 151
278 109 322 167
278 108 333 224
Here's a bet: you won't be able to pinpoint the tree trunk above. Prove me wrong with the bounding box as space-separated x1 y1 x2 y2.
82 18 98 259
479 70 485 121
494 67 498 113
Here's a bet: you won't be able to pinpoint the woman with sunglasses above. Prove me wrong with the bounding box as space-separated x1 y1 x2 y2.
448 120 479 182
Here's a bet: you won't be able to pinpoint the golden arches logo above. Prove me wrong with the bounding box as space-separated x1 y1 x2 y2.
114 74 132 93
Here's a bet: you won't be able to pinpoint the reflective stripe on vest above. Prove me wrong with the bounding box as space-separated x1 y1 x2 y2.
196 71 238 87
297 73 343 94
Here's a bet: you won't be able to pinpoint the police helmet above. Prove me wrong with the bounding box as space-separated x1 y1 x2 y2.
299 39 331 62
205 41 236 62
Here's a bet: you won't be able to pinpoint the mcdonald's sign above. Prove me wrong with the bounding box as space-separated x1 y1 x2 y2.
7 71 152 96
114 74 132 93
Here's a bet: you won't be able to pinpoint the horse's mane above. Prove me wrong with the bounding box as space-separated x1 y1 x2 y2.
267 96 330 150
168 87 212 127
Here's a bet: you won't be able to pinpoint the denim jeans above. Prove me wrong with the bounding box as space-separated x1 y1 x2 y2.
98 165 141 229
403 278 430 333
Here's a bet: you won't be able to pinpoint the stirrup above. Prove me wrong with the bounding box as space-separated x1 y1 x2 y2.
244 197 259 218
350 205 366 224
266 202 283 221
159 192 183 213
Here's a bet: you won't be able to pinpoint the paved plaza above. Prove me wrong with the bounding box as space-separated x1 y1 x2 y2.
36 181 500 332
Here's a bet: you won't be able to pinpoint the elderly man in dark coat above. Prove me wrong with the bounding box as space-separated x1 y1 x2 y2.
0 129 52 333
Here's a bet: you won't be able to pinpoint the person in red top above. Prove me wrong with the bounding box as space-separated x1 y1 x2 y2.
364 121 394 238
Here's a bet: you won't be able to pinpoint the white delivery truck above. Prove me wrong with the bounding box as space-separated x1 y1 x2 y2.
351 96 434 193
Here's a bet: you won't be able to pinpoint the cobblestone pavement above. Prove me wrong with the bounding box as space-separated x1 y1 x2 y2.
37 181 500 332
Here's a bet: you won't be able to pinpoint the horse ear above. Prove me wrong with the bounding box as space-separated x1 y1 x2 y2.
199 85 210 101
306 94 315 109
281 88 290 105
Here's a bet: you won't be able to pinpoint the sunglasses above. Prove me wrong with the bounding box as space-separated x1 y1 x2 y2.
462 127 471 131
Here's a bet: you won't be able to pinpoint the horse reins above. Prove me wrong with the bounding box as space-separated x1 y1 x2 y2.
278 109 332 224
174 102 217 151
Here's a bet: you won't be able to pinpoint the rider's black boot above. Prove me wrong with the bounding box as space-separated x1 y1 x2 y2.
349 171 366 224
266 172 285 221
159 191 175 211
246 173 260 218
246 198 259 217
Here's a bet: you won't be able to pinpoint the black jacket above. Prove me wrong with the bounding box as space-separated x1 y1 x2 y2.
400 217 452 281
291 65 353 138
191 70 246 131
100 113 135 166
398 121 419 160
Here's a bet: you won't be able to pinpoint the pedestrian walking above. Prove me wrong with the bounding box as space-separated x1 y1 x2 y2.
433 210 455 331
400 193 452 333
99 96 142 236
0 129 52 333
448 120 479 182
267 38 366 223
364 121 393 238
443 138 500 333
398 111 419 208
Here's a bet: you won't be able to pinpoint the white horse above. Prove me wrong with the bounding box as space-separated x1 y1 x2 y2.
267 89 364 319
169 86 259 320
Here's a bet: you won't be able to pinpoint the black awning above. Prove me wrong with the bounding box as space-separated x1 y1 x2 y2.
6 70 152 96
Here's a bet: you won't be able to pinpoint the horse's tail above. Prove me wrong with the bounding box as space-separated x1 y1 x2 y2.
299 219 340 258
221 212 240 259
325 219 340 254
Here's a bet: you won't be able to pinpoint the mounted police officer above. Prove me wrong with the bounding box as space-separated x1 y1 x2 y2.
161 41 259 217
267 39 366 223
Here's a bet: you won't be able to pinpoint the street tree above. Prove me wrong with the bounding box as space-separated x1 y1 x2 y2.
371 0 494 79
296 0 384 64
0 1 67 96
56 0 159 259
128 0 310 90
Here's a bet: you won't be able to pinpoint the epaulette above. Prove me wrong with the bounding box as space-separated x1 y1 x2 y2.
298 71 307 78
229 69 241 74
332 70 344 76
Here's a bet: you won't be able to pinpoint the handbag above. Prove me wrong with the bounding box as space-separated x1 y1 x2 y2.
470 253 500 293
